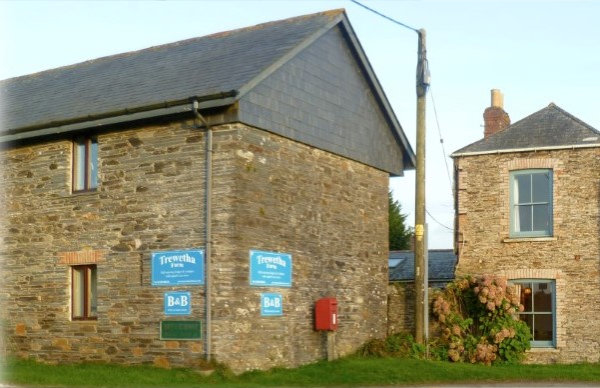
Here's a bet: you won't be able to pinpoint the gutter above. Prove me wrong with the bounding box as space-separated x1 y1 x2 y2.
451 143 600 158
192 100 213 362
0 91 238 143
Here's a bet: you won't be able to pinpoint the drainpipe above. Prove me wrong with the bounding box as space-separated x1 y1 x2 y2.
193 100 212 362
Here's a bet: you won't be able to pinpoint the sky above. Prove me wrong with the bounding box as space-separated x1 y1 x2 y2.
1 0 599 249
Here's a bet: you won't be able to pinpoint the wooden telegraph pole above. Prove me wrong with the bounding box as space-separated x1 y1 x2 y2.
414 28 429 345
349 0 430 347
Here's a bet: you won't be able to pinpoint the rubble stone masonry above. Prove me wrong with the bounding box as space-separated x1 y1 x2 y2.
454 148 600 363
0 119 389 372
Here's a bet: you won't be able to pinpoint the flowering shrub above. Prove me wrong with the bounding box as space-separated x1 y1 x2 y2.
432 275 531 365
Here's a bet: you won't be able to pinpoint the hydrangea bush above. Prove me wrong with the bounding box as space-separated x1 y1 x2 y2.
432 275 531 365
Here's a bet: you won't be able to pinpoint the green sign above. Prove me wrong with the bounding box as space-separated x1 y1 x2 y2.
160 320 202 340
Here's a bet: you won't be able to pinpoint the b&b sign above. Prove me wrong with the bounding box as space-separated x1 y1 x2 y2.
164 292 191 315
261 293 283 316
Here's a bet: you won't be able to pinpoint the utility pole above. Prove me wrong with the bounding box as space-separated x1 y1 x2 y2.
350 0 430 346
414 28 429 345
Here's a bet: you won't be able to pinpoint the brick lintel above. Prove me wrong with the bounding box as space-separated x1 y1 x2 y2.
58 249 105 265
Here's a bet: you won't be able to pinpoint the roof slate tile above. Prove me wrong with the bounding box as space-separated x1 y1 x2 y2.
452 103 600 156
389 249 457 282
0 10 343 133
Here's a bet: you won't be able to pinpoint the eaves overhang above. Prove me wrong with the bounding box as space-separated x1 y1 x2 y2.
0 92 238 144
450 143 600 158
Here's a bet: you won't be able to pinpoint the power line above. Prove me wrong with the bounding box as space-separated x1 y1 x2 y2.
350 0 418 33
349 1 454 234
426 208 453 232
429 86 454 195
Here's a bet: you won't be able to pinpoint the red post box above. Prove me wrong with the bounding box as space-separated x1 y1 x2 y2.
315 297 338 331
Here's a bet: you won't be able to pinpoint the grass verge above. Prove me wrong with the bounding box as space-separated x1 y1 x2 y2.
4 356 600 387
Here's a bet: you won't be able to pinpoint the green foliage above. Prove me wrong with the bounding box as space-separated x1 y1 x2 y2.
358 332 426 359
427 338 450 361
357 332 453 363
389 191 413 250
432 275 532 365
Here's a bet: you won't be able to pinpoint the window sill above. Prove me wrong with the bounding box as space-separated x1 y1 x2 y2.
528 347 558 353
71 317 98 322
70 189 99 197
503 237 557 243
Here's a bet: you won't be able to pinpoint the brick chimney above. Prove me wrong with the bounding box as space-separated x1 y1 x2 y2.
483 89 510 137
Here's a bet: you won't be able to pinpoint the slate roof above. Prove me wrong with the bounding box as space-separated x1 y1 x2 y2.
0 10 342 134
452 103 600 157
389 249 457 282
0 9 415 171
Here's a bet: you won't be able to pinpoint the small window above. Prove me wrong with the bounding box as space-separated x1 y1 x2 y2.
73 136 98 192
512 280 555 347
72 265 97 320
510 169 552 237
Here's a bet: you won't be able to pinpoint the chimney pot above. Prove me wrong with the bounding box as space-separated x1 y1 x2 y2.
491 89 503 108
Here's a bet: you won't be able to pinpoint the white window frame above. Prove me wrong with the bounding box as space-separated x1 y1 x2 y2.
72 135 98 192
509 169 553 237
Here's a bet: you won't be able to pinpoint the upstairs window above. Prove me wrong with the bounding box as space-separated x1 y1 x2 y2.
73 136 98 192
72 265 97 320
512 280 555 347
510 169 552 237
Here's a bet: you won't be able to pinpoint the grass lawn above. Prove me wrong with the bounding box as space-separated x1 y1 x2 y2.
3 356 600 387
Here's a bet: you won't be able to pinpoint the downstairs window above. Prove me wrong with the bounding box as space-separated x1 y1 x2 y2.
512 279 555 347
72 265 97 320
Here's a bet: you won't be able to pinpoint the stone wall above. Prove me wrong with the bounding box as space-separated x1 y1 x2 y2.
454 149 600 363
1 119 208 367
0 119 389 372
210 124 389 370
387 282 446 336
387 283 416 335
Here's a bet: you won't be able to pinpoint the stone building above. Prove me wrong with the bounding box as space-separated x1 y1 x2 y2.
387 249 456 335
0 10 415 371
451 90 600 363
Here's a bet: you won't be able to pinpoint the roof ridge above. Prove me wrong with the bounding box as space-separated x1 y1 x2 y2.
547 102 600 135
452 102 600 157
451 105 553 154
499 104 549 131
1 35 208 84
0 9 346 84
204 9 345 40
480 102 598 140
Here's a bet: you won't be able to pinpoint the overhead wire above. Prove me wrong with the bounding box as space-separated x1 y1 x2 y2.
426 208 453 232
429 86 454 194
350 0 418 33
350 0 455 234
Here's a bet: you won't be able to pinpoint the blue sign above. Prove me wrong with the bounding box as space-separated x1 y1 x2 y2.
261 293 283 316
249 250 292 287
164 292 191 315
152 249 204 286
